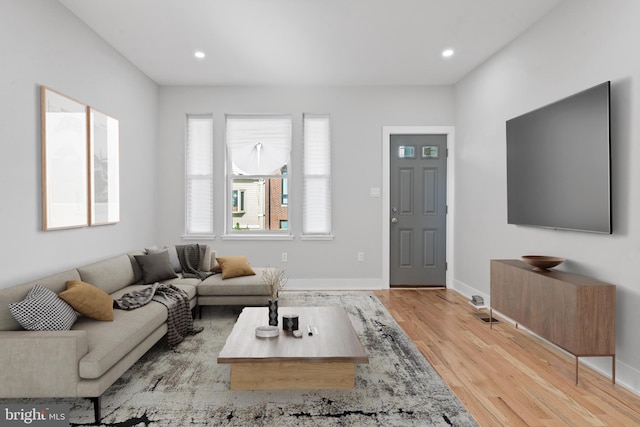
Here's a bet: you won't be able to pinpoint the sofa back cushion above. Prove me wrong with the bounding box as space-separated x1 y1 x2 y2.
77 254 137 295
0 269 81 331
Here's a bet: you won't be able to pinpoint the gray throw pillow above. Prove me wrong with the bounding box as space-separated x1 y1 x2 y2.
135 251 178 284
9 284 77 331
146 246 182 273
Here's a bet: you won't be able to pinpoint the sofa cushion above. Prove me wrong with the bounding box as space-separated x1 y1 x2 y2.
60 280 114 321
127 248 147 283
198 295 271 306
77 255 138 295
135 251 178 284
9 285 77 331
158 277 199 301
77 285 169 379
216 256 256 279
198 267 270 296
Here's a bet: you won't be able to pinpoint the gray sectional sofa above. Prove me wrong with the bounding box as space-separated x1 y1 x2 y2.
0 245 270 422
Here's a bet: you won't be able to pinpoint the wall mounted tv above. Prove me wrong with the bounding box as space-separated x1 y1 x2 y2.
506 81 611 234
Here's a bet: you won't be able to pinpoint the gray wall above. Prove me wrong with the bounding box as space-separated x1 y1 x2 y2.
0 0 158 289
157 86 453 287
453 0 640 393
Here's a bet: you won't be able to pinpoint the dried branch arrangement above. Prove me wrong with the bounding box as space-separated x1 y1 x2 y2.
262 267 288 300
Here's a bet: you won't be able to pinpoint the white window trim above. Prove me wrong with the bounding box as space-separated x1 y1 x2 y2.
222 233 294 241
300 234 334 241
181 234 216 241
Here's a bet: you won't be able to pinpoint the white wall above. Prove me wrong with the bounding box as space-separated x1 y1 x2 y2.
157 86 453 288
454 0 640 393
0 0 159 289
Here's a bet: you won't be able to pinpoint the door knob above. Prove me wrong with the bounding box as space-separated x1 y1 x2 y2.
391 218 398 223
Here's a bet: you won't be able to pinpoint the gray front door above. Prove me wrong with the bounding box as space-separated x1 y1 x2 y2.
390 134 447 286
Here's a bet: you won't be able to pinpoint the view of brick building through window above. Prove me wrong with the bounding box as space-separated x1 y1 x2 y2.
267 173 288 230
232 167 288 231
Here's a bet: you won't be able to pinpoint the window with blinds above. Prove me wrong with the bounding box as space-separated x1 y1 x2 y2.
225 115 292 233
185 114 214 236
303 114 332 236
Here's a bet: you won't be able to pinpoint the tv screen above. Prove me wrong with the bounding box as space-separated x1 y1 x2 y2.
506 81 611 234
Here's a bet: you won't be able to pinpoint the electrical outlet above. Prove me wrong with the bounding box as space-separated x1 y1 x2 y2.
357 252 364 262
281 252 288 262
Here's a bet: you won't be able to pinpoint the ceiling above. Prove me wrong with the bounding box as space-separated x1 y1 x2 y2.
59 0 562 86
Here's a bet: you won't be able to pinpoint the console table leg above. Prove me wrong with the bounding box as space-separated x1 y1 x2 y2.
575 356 579 385
612 355 616 384
490 308 493 329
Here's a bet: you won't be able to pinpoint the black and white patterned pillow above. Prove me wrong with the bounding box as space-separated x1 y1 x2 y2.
9 284 77 330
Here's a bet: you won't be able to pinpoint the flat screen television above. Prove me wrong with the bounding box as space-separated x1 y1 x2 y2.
506 81 611 234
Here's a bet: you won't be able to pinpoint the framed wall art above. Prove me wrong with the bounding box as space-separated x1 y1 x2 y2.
89 108 120 225
41 86 88 230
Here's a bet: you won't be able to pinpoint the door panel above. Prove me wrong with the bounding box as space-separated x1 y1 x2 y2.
422 229 437 267
399 229 413 267
423 169 437 215
390 134 447 286
399 169 413 214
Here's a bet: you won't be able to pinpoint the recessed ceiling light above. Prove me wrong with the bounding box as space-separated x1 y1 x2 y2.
442 49 454 58
194 51 205 59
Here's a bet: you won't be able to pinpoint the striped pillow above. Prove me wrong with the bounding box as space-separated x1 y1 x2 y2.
9 284 77 330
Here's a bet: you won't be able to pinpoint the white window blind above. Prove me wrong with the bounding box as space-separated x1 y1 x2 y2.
303 114 331 235
226 115 292 175
185 114 214 235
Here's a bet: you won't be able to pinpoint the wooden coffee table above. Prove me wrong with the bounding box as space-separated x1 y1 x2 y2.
217 306 369 390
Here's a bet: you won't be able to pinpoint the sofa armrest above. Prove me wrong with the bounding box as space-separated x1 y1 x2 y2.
0 330 88 397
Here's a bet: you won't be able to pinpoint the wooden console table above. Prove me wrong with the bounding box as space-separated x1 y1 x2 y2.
490 259 615 385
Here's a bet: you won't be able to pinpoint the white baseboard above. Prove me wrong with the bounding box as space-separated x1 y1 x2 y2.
451 278 490 305
613 360 640 396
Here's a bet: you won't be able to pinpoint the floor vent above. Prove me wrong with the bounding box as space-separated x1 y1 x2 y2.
473 312 500 323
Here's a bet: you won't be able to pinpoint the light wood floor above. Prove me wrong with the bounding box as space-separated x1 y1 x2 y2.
374 288 640 427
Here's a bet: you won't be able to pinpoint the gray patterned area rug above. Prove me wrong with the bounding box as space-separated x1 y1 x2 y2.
28 292 479 426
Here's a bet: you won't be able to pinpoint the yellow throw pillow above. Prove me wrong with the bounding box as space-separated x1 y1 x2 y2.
216 256 256 279
59 280 114 321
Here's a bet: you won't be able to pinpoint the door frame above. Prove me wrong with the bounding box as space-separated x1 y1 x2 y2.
382 126 455 288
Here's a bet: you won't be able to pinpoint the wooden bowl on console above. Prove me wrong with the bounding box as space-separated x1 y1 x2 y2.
521 255 564 270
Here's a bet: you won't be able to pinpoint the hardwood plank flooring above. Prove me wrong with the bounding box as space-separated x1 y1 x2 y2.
374 288 640 426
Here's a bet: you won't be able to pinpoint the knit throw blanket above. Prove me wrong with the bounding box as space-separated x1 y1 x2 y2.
113 283 202 348
175 244 213 281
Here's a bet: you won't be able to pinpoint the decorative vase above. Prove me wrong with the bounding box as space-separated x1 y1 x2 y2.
283 314 299 332
268 299 278 326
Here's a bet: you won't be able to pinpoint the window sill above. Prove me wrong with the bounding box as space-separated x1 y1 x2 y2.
181 234 216 241
300 234 335 241
222 234 294 241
